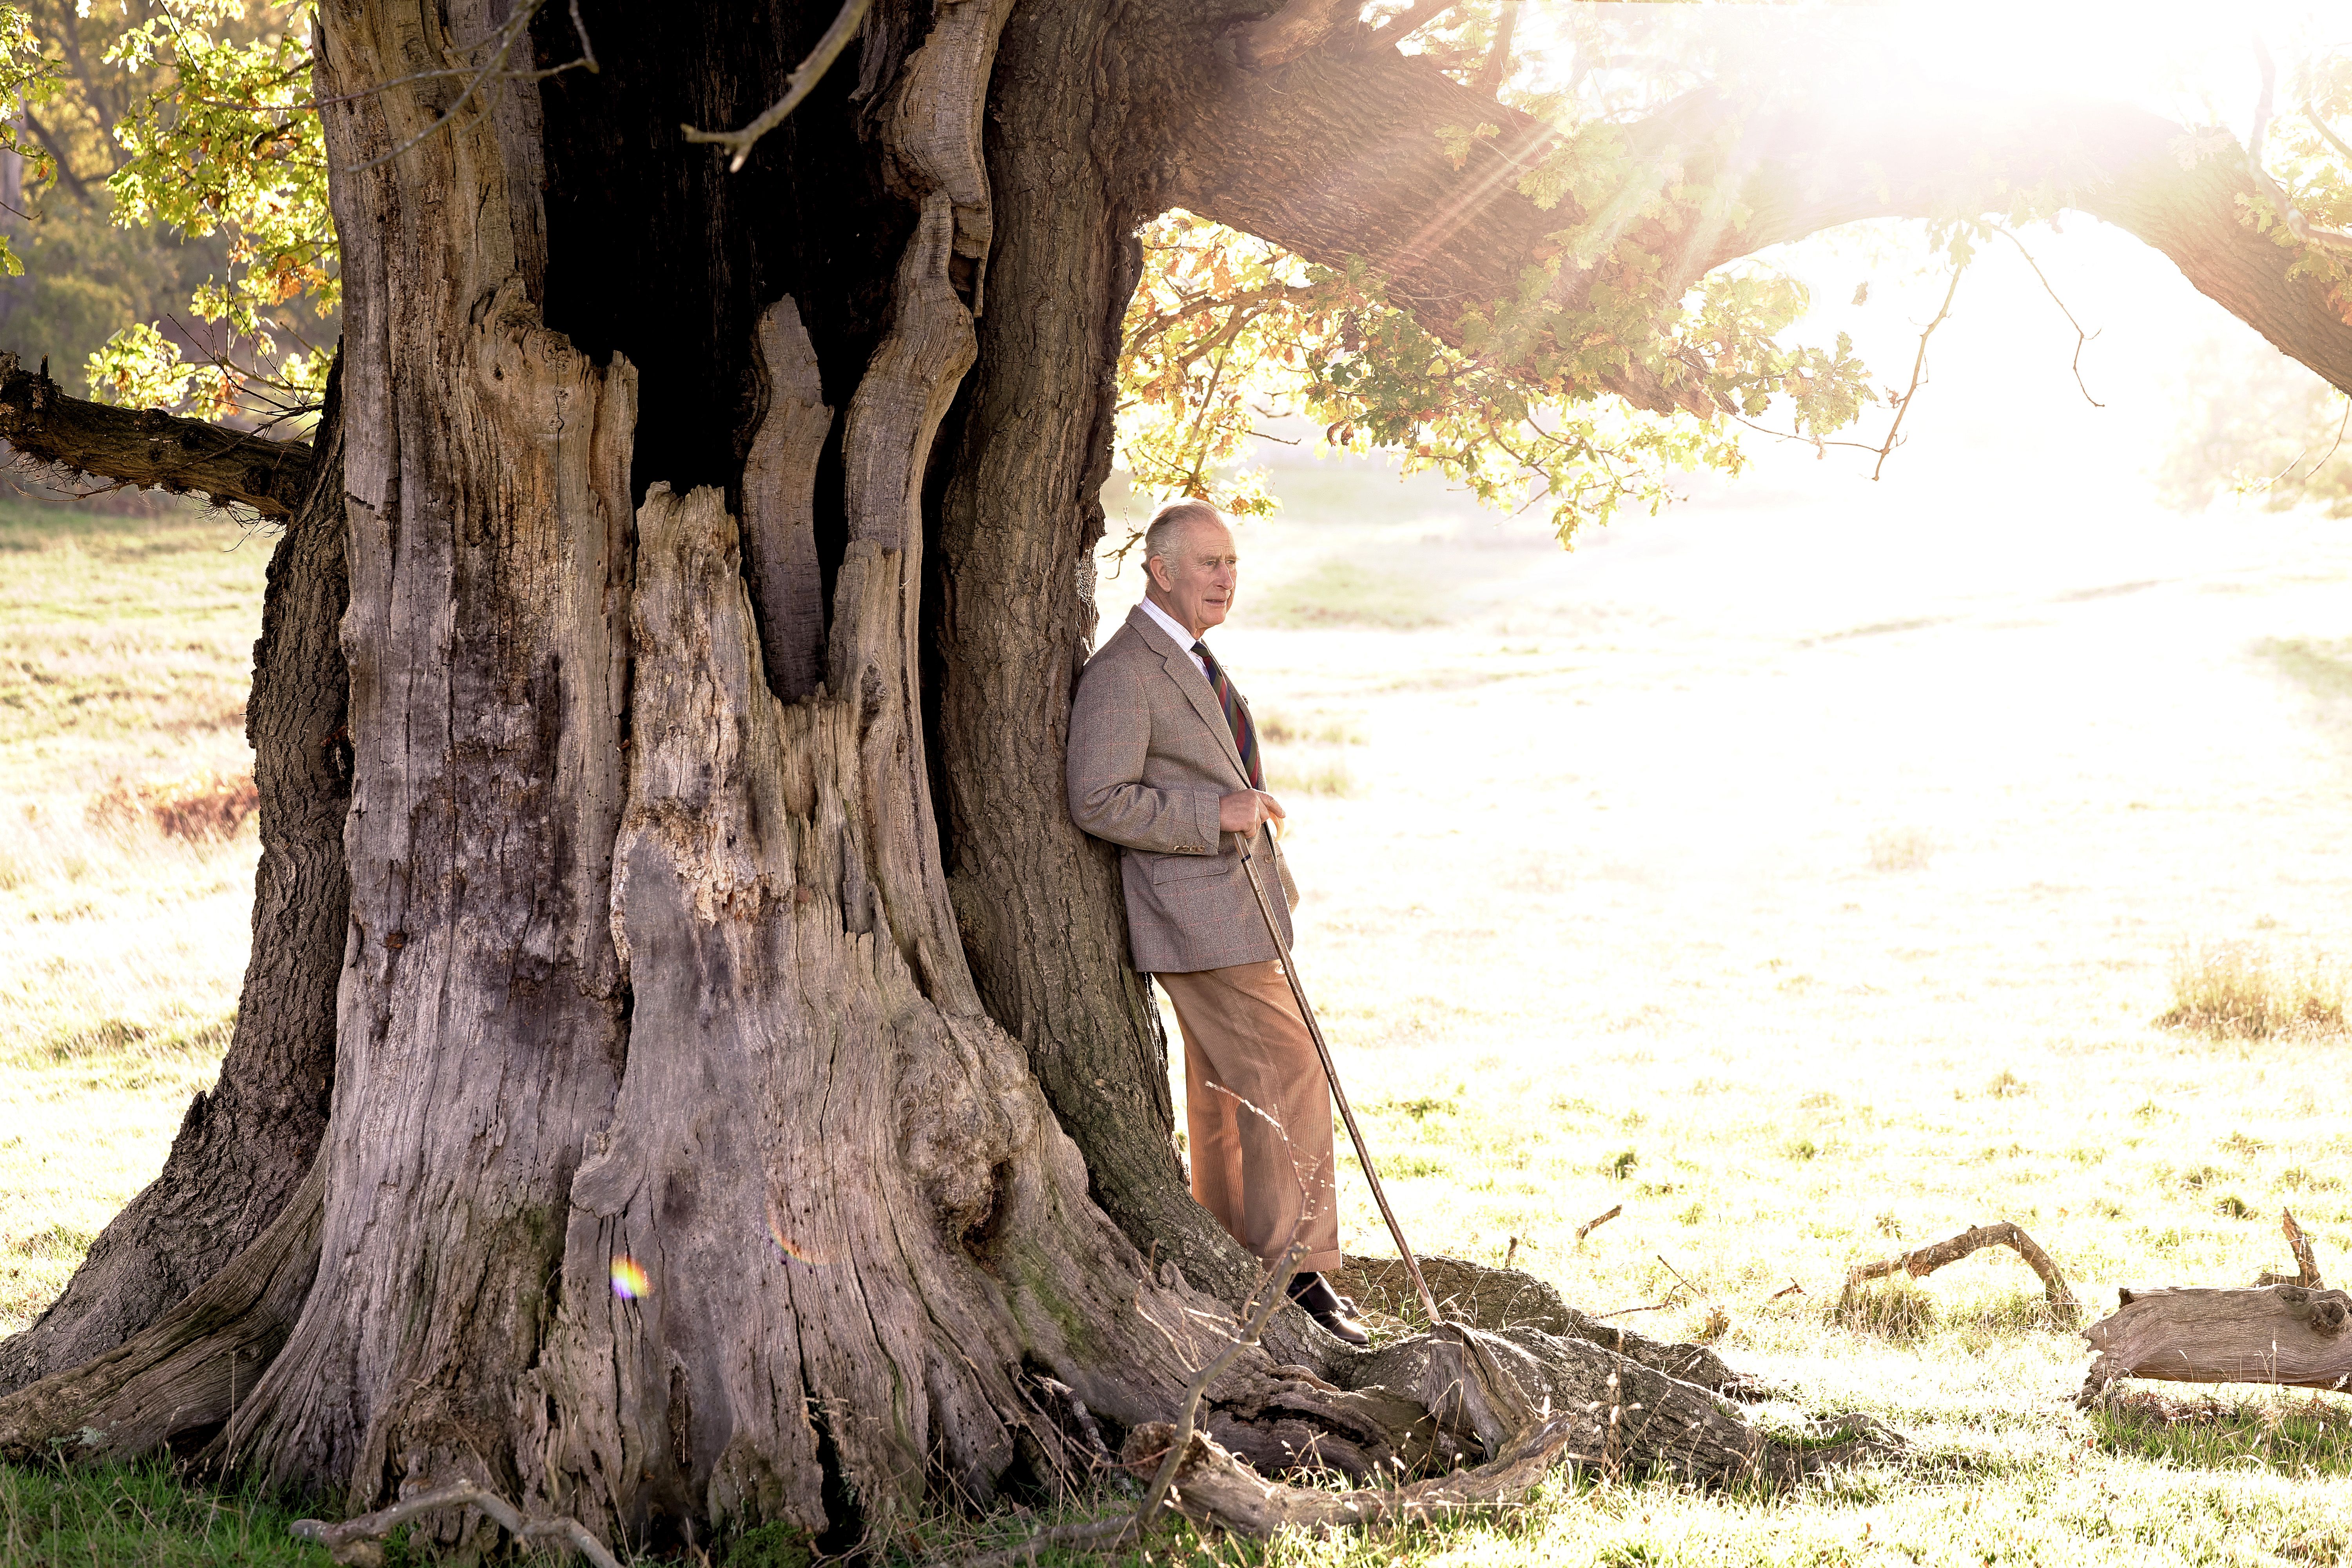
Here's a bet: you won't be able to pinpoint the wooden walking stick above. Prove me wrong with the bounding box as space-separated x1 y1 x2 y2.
1237 825 1446 1328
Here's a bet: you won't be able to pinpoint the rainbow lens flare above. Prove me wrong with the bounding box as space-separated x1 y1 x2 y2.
610 1256 650 1299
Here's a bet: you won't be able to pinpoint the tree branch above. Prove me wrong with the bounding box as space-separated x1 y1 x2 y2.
1367 0 1459 54
1470 1 1517 99
0 351 316 517
1231 0 1364 71
1174 56 2352 417
1869 253 1965 481
1843 1220 2079 1318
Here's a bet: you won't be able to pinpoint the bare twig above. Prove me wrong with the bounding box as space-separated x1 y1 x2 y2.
1655 1254 1702 1304
1592 1300 1669 1320
290 1478 621 1568
1574 1203 1621 1242
338 0 599 176
1843 1220 2079 1317
1995 228 2103 408
1871 256 1965 481
682 0 870 172
1765 1279 1805 1303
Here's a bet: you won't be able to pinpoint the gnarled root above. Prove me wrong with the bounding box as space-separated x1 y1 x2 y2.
0 1156 324 1462
1132 1318 1898 1539
1333 1253 1764 1397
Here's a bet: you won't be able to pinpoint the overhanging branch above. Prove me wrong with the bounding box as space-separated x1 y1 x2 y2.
0 352 316 518
1172 54 2352 415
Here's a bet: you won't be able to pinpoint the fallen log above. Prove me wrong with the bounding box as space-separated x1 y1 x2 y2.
2077 1209 2351 1401
1841 1221 2079 1320
2079 1285 2352 1399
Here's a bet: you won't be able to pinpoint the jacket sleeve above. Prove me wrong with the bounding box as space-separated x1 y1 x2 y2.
1066 657 1225 855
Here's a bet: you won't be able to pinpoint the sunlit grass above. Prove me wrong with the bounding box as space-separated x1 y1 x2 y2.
0 497 260 1338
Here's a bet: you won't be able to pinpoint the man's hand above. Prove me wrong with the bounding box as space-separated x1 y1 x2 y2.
1218 789 1286 835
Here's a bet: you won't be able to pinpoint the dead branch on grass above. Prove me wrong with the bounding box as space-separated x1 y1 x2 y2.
290 1478 621 1568
1575 1203 1621 1241
1843 1220 2079 1318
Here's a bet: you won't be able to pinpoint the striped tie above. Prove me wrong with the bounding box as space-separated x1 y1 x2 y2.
1192 641 1263 789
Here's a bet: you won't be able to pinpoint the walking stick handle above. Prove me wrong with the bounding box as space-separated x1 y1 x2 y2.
1238 827 1445 1330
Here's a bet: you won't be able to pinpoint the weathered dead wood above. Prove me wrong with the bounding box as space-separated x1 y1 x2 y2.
2254 1209 2326 1289
1125 1318 1896 1536
0 351 315 516
1334 1253 1760 1398
2080 1285 2352 1399
0 1156 325 1462
292 1478 621 1568
740 297 832 703
1576 1204 1622 1242
1842 1222 2079 1319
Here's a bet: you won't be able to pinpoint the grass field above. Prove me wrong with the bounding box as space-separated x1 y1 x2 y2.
5 467 2352 1564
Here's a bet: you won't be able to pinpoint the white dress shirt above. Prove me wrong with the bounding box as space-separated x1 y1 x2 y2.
1139 595 1208 678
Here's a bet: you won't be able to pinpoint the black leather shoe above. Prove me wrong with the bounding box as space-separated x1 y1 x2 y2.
1286 1271 1371 1345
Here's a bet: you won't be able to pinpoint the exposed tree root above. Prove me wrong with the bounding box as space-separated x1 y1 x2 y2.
292 1479 622 1568
0 1158 324 1463
1131 1318 1898 1539
1333 1253 1763 1397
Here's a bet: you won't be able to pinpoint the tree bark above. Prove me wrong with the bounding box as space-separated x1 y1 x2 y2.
0 352 316 516
2082 1286 2352 1398
931 0 1275 1317
0 357 348 1397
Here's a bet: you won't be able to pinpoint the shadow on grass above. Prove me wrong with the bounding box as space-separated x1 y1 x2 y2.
2091 1388 2352 1477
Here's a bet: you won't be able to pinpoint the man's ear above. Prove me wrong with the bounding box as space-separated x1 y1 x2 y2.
1144 554 1168 592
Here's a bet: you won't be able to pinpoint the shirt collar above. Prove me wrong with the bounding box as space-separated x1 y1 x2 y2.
1138 594 1202 657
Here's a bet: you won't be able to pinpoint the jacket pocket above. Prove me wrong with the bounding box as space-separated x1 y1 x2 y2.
1143 849 1232 885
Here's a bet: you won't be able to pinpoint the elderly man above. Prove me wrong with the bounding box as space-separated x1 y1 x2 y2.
1066 499 1370 1345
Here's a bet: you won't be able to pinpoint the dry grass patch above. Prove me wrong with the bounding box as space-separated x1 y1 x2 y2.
1866 825 1934 872
2159 941 2347 1038
88 765 258 840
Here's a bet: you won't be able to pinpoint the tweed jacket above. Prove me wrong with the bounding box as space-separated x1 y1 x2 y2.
1067 604 1299 975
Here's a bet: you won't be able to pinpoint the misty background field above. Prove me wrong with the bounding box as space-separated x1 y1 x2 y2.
6 222 2352 1561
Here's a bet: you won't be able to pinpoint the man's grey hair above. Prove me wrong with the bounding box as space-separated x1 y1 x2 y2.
1143 499 1223 575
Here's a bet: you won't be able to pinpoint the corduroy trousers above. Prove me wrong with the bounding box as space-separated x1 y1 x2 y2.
1155 959 1342 1274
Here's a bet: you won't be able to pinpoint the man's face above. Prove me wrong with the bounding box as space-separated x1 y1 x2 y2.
1147 516 1239 637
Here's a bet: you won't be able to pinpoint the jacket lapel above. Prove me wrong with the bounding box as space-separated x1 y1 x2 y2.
1126 605 1250 787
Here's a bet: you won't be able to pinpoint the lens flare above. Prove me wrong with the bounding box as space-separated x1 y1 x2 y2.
767 1199 831 1266
610 1256 650 1299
